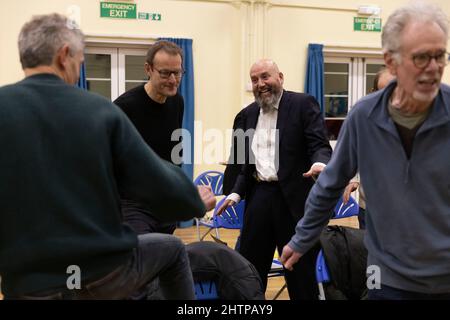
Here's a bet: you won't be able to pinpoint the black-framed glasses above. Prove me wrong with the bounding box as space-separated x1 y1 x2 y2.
411 51 449 69
153 67 185 79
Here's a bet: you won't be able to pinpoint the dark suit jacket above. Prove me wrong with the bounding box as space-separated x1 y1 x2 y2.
223 108 246 195
231 90 332 222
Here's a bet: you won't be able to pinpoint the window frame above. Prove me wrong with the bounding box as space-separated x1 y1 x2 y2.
84 36 153 101
323 49 384 141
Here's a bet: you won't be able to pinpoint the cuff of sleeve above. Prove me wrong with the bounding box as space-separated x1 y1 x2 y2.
287 240 307 256
312 162 326 168
226 193 241 203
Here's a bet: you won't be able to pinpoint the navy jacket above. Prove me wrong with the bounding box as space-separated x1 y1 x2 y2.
231 91 332 221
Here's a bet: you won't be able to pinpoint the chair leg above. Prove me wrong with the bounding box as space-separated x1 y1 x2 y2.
210 234 228 246
318 282 326 300
272 283 287 300
200 228 214 241
214 227 220 239
195 219 201 241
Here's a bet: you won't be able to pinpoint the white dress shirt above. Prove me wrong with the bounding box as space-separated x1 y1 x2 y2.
227 95 282 203
226 93 325 203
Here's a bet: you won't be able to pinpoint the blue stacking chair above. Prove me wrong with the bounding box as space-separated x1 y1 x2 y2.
194 170 224 195
193 171 224 240
213 197 245 230
315 195 359 300
200 197 245 243
194 280 219 300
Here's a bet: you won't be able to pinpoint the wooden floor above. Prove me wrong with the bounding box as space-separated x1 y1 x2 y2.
175 216 359 300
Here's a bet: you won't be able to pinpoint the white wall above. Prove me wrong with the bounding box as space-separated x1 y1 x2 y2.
1 0 450 177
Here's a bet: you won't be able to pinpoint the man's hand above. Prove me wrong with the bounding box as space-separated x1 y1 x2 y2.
197 185 216 211
343 181 359 204
303 163 325 180
280 244 302 271
215 199 235 216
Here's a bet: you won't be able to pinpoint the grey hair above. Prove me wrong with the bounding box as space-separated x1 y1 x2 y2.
18 13 85 69
382 1 449 57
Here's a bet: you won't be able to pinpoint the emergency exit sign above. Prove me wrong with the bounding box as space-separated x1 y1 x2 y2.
354 17 381 32
100 2 137 19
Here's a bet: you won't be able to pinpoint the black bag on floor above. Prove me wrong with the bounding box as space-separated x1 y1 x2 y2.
319 225 368 300
186 241 265 300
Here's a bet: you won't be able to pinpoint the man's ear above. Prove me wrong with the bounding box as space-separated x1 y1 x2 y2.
279 72 284 85
384 52 398 76
56 45 71 71
144 62 152 79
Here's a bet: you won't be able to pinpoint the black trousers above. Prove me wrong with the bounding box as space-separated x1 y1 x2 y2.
121 199 176 235
239 182 320 300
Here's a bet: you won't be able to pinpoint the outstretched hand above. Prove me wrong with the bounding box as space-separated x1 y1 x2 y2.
303 163 325 180
215 199 235 216
197 185 216 211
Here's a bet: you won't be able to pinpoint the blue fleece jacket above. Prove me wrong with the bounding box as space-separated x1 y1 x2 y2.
289 80 450 294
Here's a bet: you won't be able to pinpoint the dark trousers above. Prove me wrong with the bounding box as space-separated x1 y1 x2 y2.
5 234 195 300
121 199 176 235
239 182 320 300
368 283 450 300
358 208 366 229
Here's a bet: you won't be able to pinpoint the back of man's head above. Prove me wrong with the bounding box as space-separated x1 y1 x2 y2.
18 13 84 69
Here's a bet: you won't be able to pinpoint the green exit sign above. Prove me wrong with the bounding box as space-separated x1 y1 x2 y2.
100 2 137 19
354 17 381 32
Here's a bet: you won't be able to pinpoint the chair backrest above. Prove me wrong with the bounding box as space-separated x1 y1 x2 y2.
194 170 224 196
213 197 245 229
332 196 359 219
315 250 330 283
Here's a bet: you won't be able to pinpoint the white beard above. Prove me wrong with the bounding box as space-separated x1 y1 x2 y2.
255 90 282 112
413 87 439 102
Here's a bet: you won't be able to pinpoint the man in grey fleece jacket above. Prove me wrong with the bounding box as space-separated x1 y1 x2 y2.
281 1 450 299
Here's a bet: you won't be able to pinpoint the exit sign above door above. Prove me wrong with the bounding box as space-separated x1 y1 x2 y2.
100 2 137 19
354 17 381 32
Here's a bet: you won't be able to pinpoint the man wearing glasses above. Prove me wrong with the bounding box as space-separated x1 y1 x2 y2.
114 41 195 236
281 1 450 300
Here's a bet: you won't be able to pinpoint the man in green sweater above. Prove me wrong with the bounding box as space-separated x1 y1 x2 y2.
0 13 212 299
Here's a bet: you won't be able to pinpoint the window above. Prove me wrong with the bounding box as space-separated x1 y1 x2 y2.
323 56 384 140
84 47 148 101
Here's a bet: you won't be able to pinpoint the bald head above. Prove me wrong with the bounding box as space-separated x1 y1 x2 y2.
250 59 284 112
250 59 280 75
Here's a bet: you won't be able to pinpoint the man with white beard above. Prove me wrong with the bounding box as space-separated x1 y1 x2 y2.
217 59 332 300
281 1 450 299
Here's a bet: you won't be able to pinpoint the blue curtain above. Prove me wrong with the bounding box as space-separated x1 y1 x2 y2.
158 37 195 181
159 38 195 228
77 62 87 89
304 44 324 114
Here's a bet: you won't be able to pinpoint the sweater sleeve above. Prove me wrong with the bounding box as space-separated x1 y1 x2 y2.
289 109 359 254
111 109 206 222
